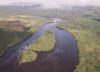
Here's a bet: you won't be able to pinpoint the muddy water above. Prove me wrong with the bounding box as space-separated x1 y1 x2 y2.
0 22 79 72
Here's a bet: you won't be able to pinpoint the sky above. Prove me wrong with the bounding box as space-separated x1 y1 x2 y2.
0 0 100 8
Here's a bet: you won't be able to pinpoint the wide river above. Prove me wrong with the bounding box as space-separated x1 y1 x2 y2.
0 21 79 72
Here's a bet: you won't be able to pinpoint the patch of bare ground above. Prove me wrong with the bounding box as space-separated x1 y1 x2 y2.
0 20 29 32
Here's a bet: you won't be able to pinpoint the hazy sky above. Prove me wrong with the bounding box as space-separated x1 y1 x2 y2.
0 0 100 8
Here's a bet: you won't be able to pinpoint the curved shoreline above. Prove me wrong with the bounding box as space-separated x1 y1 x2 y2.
0 22 79 72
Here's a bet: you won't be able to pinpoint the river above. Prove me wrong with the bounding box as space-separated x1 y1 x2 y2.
0 20 79 72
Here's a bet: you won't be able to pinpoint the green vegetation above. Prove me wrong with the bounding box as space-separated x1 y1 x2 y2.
29 16 50 32
9 15 51 32
0 15 50 56
0 15 55 64
29 31 55 52
20 50 37 64
0 6 100 71
20 31 55 63
0 30 31 55
57 16 100 72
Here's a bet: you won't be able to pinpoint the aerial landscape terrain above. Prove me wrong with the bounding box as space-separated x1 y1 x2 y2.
0 1 100 72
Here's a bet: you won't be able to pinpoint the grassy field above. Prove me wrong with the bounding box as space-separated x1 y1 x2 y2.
9 15 51 32
20 31 55 63
0 6 100 71
57 16 100 72
0 15 50 56
0 15 55 64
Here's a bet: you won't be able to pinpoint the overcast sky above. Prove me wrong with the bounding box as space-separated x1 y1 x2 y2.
0 0 100 8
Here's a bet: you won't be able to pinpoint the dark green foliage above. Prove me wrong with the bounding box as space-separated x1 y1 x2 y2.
0 30 31 55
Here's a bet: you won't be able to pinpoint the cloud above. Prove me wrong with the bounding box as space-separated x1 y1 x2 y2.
37 0 100 8
0 0 100 8
0 0 29 4
37 0 79 8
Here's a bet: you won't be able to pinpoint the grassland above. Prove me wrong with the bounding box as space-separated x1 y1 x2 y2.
0 30 31 55
57 16 100 72
0 15 55 64
20 50 37 64
0 6 100 71
0 15 51 56
20 31 55 63
9 15 51 32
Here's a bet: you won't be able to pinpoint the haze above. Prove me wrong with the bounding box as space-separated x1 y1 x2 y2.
0 0 100 8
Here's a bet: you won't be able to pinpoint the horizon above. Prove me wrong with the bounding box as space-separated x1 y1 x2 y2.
0 0 100 9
